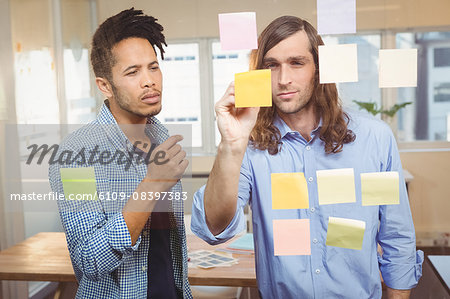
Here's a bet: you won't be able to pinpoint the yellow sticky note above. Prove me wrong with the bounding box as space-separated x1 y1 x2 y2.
271 173 309 209
273 219 311 256
235 69 272 108
326 217 365 250
317 168 356 205
361 171 399 206
60 167 97 200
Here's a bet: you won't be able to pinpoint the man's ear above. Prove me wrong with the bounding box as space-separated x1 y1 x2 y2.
95 77 114 98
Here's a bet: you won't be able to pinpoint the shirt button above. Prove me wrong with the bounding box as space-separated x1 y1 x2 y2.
142 266 147 272
308 177 314 182
310 207 315 213
313 238 318 244
315 269 320 274
306 145 311 151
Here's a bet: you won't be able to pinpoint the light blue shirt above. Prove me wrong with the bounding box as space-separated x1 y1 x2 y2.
191 111 423 299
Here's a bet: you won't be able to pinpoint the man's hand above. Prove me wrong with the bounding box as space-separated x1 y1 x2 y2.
215 82 260 146
204 82 260 235
387 287 411 299
144 135 188 192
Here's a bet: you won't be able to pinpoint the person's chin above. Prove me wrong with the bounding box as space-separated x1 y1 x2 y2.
139 99 160 111
275 100 298 113
145 104 162 117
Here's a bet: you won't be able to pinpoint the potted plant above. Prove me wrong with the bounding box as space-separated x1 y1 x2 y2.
352 100 412 138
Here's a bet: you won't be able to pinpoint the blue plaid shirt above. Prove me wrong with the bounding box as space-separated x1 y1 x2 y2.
49 103 192 299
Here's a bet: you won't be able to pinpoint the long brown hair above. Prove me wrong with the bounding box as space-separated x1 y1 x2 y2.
249 16 355 155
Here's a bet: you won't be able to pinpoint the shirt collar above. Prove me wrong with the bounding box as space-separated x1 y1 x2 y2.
273 113 323 139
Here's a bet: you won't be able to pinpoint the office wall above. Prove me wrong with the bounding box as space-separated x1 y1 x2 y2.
10 0 92 50
10 0 450 48
96 0 450 40
400 150 450 244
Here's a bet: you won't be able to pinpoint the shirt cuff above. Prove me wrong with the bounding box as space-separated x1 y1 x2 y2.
104 213 141 255
379 250 424 289
191 185 246 245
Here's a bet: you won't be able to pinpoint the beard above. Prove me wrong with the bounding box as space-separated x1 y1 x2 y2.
273 86 315 115
110 83 162 118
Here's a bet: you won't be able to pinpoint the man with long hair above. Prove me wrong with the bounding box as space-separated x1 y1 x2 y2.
49 8 192 298
192 16 422 298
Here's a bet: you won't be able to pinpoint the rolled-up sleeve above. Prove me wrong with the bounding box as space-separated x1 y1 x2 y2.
376 129 424 289
191 151 253 245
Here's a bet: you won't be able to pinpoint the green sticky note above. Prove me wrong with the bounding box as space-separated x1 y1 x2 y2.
235 69 272 108
271 172 309 209
361 171 400 206
317 168 356 205
60 167 97 200
326 217 365 250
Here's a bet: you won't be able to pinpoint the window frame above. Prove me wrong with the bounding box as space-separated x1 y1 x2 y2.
86 32 450 155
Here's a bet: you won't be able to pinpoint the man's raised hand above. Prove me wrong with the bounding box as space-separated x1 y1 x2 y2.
215 82 260 146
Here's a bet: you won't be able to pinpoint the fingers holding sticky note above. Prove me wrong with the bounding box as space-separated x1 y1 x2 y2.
271 172 309 209
326 217 365 250
235 69 272 108
273 219 311 256
361 171 400 206
60 167 98 200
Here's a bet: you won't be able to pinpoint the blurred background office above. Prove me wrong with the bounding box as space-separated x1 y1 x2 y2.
0 0 449 298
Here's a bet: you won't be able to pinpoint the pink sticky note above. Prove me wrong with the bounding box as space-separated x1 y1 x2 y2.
273 219 311 256
218 12 258 51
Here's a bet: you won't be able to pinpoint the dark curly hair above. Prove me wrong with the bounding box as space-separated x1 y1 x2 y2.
90 8 167 81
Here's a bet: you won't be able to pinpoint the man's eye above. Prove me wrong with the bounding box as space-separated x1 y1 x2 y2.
150 66 159 71
126 70 137 76
265 64 277 69
292 61 304 66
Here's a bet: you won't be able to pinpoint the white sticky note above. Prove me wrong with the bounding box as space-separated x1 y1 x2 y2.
317 0 356 35
379 49 418 88
218 12 258 51
317 168 356 205
319 44 358 83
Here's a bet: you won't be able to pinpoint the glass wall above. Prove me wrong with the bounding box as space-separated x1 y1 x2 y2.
397 31 450 141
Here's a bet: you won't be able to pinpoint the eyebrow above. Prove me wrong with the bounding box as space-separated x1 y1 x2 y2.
122 61 159 74
263 55 310 64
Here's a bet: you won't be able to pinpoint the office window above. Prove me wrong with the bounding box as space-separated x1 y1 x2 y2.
396 31 450 141
212 41 251 145
321 34 381 111
14 49 60 124
64 47 96 124
159 43 202 147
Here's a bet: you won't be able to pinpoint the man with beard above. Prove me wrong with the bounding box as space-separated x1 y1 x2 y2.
49 8 191 298
191 16 423 298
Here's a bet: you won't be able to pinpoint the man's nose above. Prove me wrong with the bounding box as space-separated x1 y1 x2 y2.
278 64 292 85
141 70 155 88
